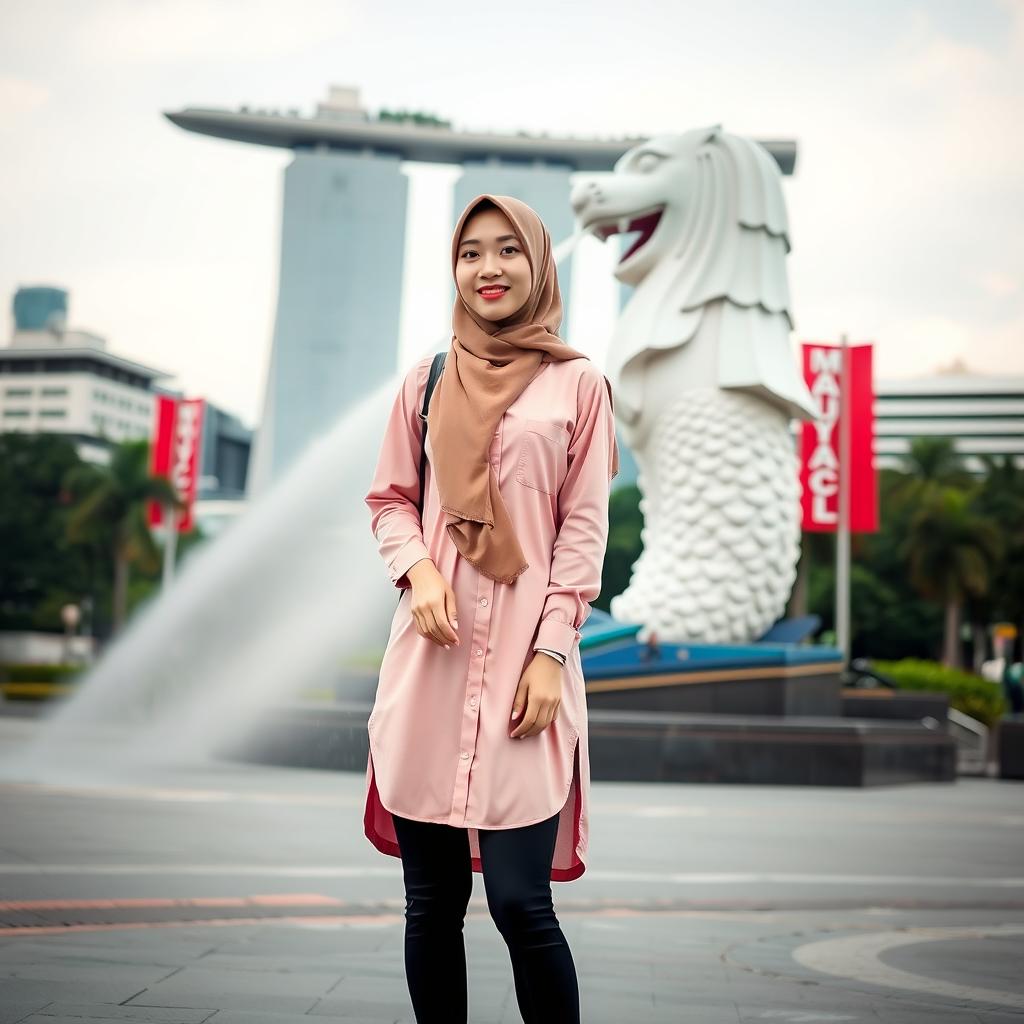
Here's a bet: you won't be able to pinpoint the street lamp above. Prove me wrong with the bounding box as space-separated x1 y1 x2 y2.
60 602 81 665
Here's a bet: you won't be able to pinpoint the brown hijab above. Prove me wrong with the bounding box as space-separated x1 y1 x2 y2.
427 193 619 585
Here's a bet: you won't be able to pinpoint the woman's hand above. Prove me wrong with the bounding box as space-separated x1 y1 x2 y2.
510 652 563 738
407 558 459 648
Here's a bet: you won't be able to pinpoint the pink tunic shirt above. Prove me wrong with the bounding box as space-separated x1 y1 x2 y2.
362 351 616 882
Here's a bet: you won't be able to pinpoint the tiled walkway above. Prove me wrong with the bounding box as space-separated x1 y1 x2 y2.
0 713 1021 1023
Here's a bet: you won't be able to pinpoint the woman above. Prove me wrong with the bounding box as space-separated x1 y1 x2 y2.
363 193 619 1023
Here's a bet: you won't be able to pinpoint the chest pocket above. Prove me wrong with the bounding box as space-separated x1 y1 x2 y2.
515 418 570 495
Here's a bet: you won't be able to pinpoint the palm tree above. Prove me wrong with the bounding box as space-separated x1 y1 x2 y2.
62 440 184 637
971 454 1024 659
900 485 1002 667
899 436 975 491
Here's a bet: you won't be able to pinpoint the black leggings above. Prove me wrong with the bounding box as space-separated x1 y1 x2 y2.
391 809 580 1024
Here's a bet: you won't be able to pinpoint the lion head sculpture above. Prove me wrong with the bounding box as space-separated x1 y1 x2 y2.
569 125 817 431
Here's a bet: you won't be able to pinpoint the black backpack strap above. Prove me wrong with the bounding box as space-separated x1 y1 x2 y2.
415 350 446 520
399 352 445 603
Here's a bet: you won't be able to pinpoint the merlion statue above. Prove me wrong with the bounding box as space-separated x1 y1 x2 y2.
569 125 820 643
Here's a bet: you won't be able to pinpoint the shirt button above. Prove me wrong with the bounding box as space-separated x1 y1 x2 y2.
475 648 483 656
460 750 469 759
480 598 488 607
469 696 478 707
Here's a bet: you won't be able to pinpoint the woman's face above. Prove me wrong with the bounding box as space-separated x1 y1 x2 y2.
456 207 532 323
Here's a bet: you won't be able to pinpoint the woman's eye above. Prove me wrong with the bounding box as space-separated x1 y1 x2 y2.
460 246 518 258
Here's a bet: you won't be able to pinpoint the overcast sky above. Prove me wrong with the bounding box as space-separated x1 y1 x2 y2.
1 0 1021 428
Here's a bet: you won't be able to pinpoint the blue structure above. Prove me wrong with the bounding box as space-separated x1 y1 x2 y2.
12 286 67 333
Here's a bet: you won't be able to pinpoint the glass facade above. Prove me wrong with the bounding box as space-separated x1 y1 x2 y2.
249 149 408 488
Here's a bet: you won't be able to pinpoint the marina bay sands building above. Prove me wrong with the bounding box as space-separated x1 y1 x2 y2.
164 86 796 491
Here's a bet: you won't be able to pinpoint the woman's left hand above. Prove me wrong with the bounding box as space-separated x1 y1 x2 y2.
509 652 563 738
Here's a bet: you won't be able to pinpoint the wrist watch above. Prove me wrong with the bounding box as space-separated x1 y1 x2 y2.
534 647 566 666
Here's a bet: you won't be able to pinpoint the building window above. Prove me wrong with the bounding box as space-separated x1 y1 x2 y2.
4 387 32 397
3 409 30 418
40 386 68 397
38 408 67 418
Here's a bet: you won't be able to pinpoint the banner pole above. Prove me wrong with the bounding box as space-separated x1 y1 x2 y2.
836 333 851 664
162 501 179 590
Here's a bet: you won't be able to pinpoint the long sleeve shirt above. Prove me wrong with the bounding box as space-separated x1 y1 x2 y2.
362 352 617 882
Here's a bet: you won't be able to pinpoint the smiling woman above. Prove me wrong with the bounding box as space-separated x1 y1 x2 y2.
363 192 620 1023
455 202 533 321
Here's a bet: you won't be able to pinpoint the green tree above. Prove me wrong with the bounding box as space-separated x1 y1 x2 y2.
900 485 1002 668
62 439 183 637
899 435 976 492
0 433 95 630
597 483 643 612
970 454 1024 655
889 437 1005 668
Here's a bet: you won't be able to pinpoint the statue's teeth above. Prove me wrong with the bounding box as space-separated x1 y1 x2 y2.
619 217 631 235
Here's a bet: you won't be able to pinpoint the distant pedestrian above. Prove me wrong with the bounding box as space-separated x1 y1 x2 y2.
1003 658 1024 714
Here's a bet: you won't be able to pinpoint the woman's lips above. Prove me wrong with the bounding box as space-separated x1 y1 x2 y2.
478 286 509 300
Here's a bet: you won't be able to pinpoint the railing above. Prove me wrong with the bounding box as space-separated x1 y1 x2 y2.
946 707 990 775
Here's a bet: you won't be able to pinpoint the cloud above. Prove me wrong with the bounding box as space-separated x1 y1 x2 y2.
872 310 1022 378
8 0 351 66
0 74 49 124
972 270 1020 299
777 1 1024 374
879 3 1024 186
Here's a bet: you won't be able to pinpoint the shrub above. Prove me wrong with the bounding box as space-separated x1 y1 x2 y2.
0 662 84 683
0 662 84 701
872 657 1007 727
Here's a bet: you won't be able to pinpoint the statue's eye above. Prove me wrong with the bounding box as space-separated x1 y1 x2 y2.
635 152 663 173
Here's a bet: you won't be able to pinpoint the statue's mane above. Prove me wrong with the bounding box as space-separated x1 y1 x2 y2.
666 125 793 328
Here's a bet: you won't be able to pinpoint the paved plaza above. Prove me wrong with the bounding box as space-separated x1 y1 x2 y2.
0 710 1022 1023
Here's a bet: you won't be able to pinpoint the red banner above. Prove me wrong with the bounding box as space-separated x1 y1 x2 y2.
147 395 205 533
799 342 878 533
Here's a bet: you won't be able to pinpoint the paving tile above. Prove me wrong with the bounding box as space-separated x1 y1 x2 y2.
309 975 425 1021
736 1007 878 1021
0 961 176 987
206 1013 386 1024
872 1011 985 1023
0 975 154 1007
20 1004 212 1022
120 964 336 1014
0 995 53 1024
19 1018 168 1024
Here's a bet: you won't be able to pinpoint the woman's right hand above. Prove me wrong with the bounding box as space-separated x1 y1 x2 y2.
407 559 459 648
